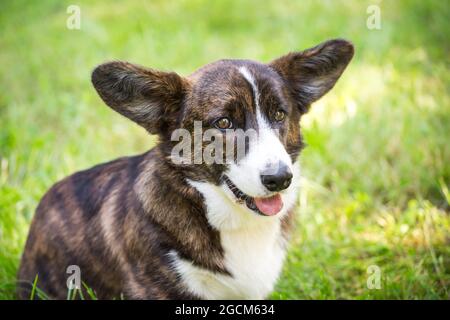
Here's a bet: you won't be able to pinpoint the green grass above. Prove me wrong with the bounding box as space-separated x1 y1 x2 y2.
0 0 449 299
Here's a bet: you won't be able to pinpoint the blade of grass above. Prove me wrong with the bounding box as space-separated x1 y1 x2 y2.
29 274 38 300
82 282 98 300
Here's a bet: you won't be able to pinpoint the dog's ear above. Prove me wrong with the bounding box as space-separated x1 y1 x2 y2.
92 61 189 134
269 39 354 113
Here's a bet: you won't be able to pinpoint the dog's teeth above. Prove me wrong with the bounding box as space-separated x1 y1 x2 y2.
246 199 257 210
224 175 255 206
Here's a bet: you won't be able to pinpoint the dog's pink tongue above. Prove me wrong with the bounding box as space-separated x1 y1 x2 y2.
254 194 283 216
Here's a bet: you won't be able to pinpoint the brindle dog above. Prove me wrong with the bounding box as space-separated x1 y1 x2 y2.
18 39 354 299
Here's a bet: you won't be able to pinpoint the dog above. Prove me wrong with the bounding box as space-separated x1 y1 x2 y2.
17 39 354 299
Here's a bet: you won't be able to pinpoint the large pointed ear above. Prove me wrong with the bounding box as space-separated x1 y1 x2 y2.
269 39 354 113
91 61 189 134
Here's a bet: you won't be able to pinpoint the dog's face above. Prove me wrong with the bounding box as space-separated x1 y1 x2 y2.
92 39 354 217
179 61 300 216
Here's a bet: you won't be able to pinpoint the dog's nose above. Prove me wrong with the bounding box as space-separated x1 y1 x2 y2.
260 162 293 192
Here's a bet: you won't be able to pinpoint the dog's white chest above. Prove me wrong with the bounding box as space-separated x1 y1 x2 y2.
170 178 298 299
172 220 286 299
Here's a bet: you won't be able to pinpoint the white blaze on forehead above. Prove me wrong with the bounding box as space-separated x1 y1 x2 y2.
222 66 293 197
238 66 267 130
238 66 260 108
237 65 292 156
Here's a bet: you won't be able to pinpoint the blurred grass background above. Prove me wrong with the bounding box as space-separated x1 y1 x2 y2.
0 0 449 299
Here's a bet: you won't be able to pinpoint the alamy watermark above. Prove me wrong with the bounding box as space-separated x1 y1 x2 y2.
66 5 81 30
366 4 381 30
170 121 258 165
366 265 382 289
66 265 81 290
170 121 282 174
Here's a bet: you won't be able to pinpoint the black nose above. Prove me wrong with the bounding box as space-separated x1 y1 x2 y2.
260 162 293 192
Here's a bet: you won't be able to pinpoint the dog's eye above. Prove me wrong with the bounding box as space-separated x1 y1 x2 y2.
214 117 233 130
274 110 286 122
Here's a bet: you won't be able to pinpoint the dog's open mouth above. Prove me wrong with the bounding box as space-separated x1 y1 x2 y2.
222 175 283 216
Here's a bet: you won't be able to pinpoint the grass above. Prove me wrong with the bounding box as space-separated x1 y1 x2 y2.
0 0 449 299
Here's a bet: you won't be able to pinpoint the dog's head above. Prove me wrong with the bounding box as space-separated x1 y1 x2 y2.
92 39 354 217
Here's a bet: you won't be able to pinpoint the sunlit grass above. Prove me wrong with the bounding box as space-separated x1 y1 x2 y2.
0 0 449 299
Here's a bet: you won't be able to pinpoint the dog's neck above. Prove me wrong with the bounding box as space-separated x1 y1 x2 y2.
134 149 227 274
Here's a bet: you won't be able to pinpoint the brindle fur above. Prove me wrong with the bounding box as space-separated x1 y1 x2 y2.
17 39 353 299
